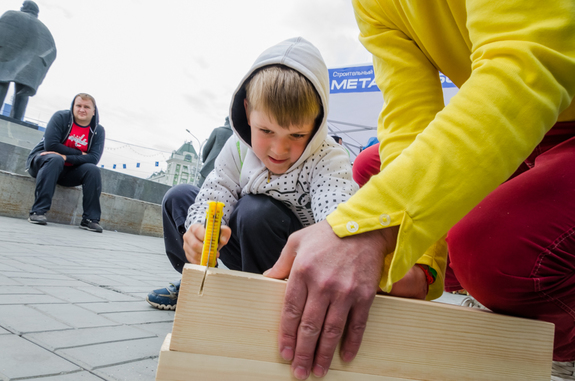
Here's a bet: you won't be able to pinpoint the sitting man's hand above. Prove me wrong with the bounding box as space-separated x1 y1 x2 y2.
183 223 231 265
40 151 66 161
264 220 398 380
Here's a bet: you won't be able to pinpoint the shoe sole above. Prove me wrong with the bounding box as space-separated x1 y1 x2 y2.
28 218 47 225
79 225 103 233
146 296 176 310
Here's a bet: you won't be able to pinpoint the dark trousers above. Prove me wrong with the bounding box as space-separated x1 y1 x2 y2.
162 183 303 274
28 154 102 221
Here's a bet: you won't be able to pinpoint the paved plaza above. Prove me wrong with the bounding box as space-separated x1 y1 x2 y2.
0 214 465 380
0 215 179 381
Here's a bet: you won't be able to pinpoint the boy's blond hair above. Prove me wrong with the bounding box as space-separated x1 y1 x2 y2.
245 65 322 128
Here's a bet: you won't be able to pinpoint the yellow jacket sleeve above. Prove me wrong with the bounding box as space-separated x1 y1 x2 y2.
327 0 575 300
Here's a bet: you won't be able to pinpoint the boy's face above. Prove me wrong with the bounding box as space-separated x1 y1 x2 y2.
246 104 315 175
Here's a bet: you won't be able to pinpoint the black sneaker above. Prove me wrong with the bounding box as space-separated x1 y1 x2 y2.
80 219 103 233
28 213 47 225
146 280 180 310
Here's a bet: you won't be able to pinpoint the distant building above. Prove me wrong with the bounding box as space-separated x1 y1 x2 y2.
148 141 201 187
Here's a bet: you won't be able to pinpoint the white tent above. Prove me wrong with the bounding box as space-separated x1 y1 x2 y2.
326 64 459 161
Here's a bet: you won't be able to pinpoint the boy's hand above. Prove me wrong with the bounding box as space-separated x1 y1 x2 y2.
183 223 231 265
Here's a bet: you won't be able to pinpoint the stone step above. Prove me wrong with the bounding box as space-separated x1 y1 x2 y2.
0 170 162 237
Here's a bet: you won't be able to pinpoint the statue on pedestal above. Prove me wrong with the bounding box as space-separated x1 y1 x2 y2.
0 1 57 121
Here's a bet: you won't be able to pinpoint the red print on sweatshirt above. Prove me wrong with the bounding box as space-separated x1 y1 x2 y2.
63 122 90 166
65 122 90 152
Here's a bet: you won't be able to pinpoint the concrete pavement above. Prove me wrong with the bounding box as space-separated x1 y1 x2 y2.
0 214 179 380
0 214 466 380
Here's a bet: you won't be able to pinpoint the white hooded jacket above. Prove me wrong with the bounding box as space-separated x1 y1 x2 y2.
185 37 358 229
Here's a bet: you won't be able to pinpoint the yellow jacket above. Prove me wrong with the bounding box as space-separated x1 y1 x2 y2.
327 0 575 300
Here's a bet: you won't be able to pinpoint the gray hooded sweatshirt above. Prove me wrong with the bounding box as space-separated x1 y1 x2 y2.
185 37 358 229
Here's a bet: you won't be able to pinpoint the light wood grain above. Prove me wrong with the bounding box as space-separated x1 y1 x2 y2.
157 333 411 381
168 264 554 380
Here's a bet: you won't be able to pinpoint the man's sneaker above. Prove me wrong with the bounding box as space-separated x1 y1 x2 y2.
28 213 47 225
460 295 490 311
146 280 180 310
80 219 103 233
552 361 575 380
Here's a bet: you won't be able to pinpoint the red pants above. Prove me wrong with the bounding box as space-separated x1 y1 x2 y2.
353 123 575 361
447 122 575 361
353 143 381 187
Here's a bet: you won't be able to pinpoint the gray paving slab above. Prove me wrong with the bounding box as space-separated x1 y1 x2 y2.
0 335 80 379
79 301 154 314
0 305 72 334
57 337 164 370
33 286 107 303
32 304 120 329
125 292 150 300
94 358 159 381
25 325 157 351
0 285 44 295
93 275 156 287
33 371 104 380
76 286 142 302
70 274 125 286
0 274 21 286
106 286 156 295
5 264 62 274
102 310 175 325
3 271 71 279
131 322 174 338
0 263 22 271
55 268 118 275
0 293 67 305
9 277 91 287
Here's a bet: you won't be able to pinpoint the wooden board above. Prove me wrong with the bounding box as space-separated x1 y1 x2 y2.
157 333 410 381
167 264 554 380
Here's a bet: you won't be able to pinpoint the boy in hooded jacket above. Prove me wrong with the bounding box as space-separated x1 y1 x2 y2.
147 37 359 310
26 93 105 232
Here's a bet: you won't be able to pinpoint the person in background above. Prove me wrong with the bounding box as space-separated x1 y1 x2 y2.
330 135 343 145
146 37 362 311
26 93 105 233
264 1 575 379
198 116 233 187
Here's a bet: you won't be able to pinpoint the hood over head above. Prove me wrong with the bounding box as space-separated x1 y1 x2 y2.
229 37 330 169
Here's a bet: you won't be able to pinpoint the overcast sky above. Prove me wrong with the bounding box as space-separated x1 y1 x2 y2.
2 0 373 178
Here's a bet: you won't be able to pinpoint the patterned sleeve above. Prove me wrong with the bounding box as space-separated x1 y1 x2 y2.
185 137 244 229
309 142 359 222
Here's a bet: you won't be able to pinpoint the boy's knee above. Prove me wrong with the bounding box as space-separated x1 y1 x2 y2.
162 183 199 210
233 194 295 235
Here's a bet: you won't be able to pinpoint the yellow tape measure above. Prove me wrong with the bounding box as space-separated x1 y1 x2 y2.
200 200 225 268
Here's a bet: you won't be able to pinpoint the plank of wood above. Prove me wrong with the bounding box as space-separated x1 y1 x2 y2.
169 264 554 381
157 333 411 381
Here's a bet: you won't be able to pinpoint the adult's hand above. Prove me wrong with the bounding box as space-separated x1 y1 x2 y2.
264 220 398 380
